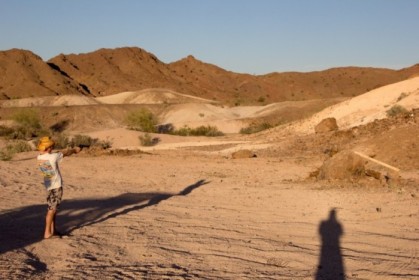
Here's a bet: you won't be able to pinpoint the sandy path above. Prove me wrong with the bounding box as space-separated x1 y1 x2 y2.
0 151 417 279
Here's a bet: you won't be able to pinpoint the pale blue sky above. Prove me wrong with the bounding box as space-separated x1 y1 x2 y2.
1 0 418 74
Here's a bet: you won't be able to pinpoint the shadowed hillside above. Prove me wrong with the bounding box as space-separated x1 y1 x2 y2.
47 47 181 97
0 49 90 99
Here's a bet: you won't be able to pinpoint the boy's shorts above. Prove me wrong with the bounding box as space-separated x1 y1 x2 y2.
46 187 63 210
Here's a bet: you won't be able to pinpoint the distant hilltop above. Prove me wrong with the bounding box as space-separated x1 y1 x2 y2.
1 47 418 105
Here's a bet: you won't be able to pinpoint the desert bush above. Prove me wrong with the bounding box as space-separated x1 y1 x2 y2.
8 126 38 140
0 125 14 137
125 109 158 132
68 134 112 150
240 122 272 134
96 137 113 149
171 126 192 136
70 134 98 148
0 150 12 161
155 123 174 134
12 109 41 129
52 134 71 149
397 92 409 102
9 109 45 139
192 125 224 136
386 105 408 117
171 125 224 137
8 140 33 153
139 133 159 146
0 140 33 161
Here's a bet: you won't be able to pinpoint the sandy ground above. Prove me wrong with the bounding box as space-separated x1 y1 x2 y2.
0 148 418 280
1 78 418 279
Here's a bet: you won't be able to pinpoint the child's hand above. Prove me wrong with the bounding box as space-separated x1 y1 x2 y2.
62 147 82 157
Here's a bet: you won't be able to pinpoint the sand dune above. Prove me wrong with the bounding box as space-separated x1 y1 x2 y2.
96 88 215 104
0 95 101 107
159 99 343 133
285 76 419 134
0 88 214 108
1 77 417 136
161 103 283 123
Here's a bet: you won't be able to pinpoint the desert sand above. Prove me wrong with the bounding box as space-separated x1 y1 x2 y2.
0 78 418 279
285 76 419 134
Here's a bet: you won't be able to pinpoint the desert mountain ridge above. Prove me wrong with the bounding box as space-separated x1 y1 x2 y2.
1 47 418 104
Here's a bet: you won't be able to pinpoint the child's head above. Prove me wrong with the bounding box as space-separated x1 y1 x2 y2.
37 136 55 152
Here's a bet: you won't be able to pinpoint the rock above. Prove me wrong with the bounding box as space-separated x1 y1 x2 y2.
317 150 365 180
315 117 338 133
231 149 256 159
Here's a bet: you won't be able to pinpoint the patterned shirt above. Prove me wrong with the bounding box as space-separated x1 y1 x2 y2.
37 152 63 191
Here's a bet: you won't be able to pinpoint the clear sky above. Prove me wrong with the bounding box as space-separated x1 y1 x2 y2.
1 0 418 74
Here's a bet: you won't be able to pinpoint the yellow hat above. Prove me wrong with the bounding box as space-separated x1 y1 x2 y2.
37 136 55 151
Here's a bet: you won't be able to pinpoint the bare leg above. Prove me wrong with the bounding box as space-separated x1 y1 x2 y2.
52 211 56 235
44 209 56 239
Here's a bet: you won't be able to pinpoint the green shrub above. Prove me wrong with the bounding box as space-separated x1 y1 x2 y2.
192 125 224 136
52 134 71 149
171 125 224 137
397 92 409 102
70 134 98 148
139 133 159 146
257 96 265 103
12 109 41 129
0 125 14 137
0 150 12 161
47 134 111 150
9 109 44 139
125 109 158 132
8 140 33 153
0 140 33 161
96 137 113 149
171 126 191 136
240 122 272 134
8 126 37 140
386 105 408 117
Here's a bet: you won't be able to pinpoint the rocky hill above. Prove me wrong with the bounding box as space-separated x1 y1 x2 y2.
1 47 418 104
0 49 89 99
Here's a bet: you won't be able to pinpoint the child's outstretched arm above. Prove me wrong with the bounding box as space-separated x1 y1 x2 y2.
54 147 81 157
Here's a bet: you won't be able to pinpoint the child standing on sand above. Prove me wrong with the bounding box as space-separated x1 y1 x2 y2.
37 136 78 239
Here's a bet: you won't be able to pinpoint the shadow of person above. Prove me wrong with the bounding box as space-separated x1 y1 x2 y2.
61 179 210 233
0 203 46 255
0 179 209 256
315 208 346 280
